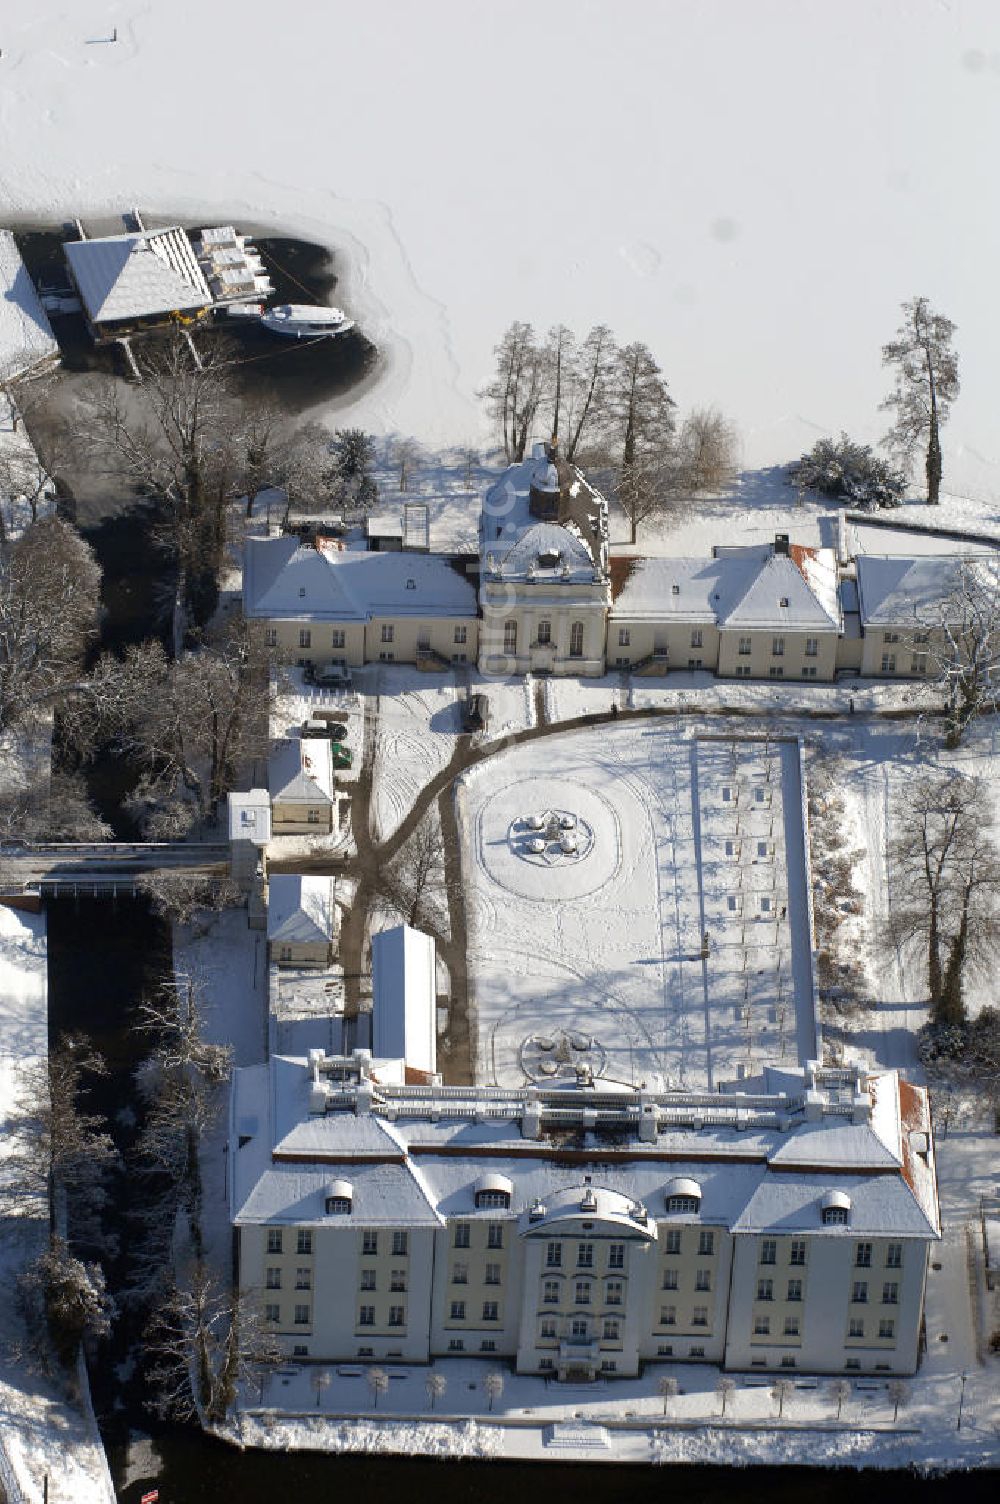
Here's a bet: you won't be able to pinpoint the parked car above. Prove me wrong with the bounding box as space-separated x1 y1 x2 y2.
300 720 348 741
330 742 353 769
313 661 352 690
462 693 489 732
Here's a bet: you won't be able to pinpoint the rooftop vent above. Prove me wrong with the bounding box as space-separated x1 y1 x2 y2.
775 533 790 556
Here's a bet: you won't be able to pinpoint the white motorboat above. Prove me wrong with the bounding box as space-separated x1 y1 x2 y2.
259 303 354 339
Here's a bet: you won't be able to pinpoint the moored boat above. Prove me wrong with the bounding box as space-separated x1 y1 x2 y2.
259 303 354 339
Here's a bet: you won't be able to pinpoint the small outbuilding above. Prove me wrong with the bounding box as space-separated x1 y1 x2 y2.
268 738 335 834
267 874 338 967
371 923 437 1081
0 231 59 384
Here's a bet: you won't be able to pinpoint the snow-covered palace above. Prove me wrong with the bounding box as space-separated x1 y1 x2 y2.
230 1054 938 1379
243 444 976 682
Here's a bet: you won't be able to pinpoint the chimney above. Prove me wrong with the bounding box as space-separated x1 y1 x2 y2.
774 533 790 556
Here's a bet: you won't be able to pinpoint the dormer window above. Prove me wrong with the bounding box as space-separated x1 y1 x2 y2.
821 1190 852 1226
406 579 416 590
474 1173 513 1211
671 584 680 595
325 1177 353 1215
779 597 789 608
538 549 561 569
664 1176 702 1215
299 587 306 598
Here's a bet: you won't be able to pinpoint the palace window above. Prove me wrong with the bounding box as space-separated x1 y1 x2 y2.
360 1269 376 1291
786 1279 802 1302
266 1268 281 1290
575 1281 592 1305
296 1230 313 1255
504 620 517 654
805 637 818 657
295 1268 311 1290
692 1306 709 1327
756 1279 773 1301
450 1301 466 1320
754 1315 770 1335
390 1270 407 1293
536 620 551 645
881 1282 899 1306
608 1243 625 1270
577 1242 594 1268
485 1263 501 1286
790 1240 806 1265
482 1301 499 1322
381 624 394 643
540 1318 557 1339
454 1223 470 1249
543 1280 559 1304
660 1305 676 1326
454 625 467 644
452 1263 467 1285
618 627 631 647
664 1230 682 1255
392 1231 408 1257
606 1280 623 1305
487 1224 504 1250
760 1239 777 1265
783 1316 800 1337
294 1305 310 1325
698 1230 715 1256
662 1269 678 1290
267 1230 283 1254
569 622 584 658
331 629 345 649
856 1242 872 1267
886 1244 903 1269
388 1306 405 1327
265 1304 279 1323
772 637 785 656
691 629 703 649
881 653 896 673
879 1319 896 1339
739 636 751 655
362 1231 378 1255
695 1269 712 1292
852 1281 868 1304
603 1318 620 1341
299 629 311 649
848 1318 864 1339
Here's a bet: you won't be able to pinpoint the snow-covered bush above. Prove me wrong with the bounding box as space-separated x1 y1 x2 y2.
789 434 906 509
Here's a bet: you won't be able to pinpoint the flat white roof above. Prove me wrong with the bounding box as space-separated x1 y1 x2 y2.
372 924 437 1077
228 789 271 844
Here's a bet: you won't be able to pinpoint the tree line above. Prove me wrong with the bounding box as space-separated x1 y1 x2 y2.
480 322 739 541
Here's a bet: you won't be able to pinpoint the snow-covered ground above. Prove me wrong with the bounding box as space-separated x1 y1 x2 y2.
2 2 999 502
0 903 116 1504
460 724 817 1091
371 667 462 840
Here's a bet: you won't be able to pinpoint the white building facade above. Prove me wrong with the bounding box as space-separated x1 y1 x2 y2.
230 1054 938 1379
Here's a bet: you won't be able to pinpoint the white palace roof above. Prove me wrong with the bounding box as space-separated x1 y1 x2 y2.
229 1054 940 1240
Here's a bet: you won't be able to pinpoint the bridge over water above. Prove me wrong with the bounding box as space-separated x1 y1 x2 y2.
0 841 232 898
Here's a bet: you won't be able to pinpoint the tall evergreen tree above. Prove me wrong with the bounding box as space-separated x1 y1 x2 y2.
881 296 959 505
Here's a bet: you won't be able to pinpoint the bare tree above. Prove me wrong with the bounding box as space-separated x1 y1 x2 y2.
71 614 273 836
78 330 250 650
908 556 1000 748
605 342 676 542
379 813 448 931
674 408 740 492
2 1034 119 1245
830 1377 851 1421
0 516 102 730
882 296 959 505
887 1378 909 1423
480 323 545 463
890 773 1000 1025
0 410 72 543
134 975 232 1244
366 1365 390 1410
484 1369 505 1413
425 1370 448 1411
564 325 616 462
0 767 110 843
771 1376 794 1419
145 1262 279 1423
544 324 575 446
716 1374 736 1417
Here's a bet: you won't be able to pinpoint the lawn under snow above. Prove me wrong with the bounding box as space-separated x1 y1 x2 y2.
2 2 1000 502
459 722 818 1092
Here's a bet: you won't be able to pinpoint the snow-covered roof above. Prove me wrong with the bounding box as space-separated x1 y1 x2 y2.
610 557 728 622
491 520 597 584
268 737 334 806
718 551 839 631
267 874 336 946
0 231 58 383
64 227 211 324
855 554 979 625
610 544 840 630
372 924 437 1078
244 536 478 621
230 1057 940 1240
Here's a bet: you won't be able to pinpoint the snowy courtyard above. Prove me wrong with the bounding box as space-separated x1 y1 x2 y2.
460 724 818 1091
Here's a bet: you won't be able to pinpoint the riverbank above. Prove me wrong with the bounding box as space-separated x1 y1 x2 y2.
0 899 116 1504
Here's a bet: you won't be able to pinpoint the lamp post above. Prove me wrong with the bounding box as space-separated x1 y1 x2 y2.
957 1370 968 1431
